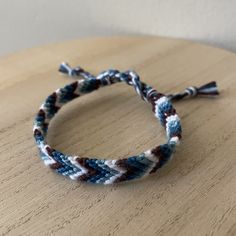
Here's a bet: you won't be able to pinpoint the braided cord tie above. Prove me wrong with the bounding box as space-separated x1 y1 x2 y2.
33 62 219 184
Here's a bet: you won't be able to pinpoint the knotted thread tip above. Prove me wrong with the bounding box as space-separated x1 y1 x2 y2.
59 62 72 75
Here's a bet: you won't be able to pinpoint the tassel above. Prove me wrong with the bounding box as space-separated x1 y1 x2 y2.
196 81 219 96
168 81 219 101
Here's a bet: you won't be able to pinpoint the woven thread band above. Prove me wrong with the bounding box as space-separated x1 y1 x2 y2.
33 62 219 184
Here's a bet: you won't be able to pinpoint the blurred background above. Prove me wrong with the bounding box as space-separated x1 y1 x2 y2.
0 0 236 56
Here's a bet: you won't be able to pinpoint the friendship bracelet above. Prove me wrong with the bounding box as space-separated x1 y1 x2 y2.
33 62 219 184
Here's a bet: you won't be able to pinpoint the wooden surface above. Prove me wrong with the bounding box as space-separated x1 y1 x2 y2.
0 36 236 236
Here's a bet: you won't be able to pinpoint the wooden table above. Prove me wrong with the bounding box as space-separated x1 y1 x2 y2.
0 36 236 236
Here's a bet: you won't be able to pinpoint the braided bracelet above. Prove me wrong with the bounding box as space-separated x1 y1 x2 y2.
33 62 219 184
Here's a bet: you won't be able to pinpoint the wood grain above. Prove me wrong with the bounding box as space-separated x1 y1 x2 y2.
0 36 236 236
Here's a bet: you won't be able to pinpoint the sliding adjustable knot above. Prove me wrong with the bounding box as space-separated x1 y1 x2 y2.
59 62 148 101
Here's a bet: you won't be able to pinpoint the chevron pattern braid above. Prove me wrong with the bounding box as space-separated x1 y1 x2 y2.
33 62 219 184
